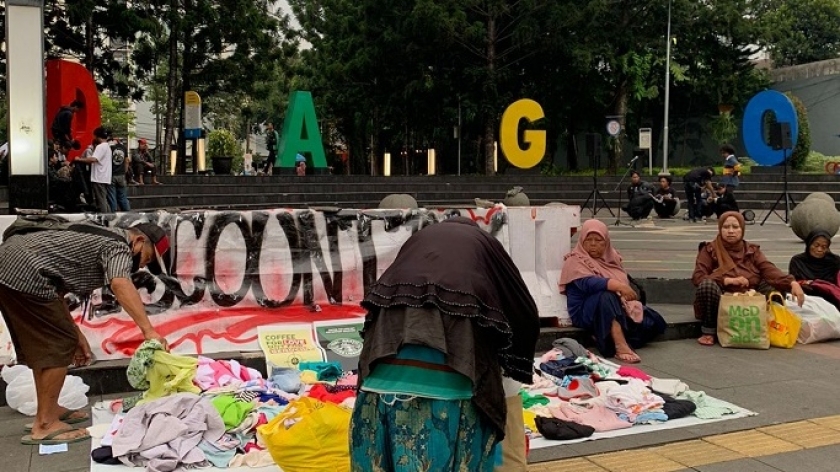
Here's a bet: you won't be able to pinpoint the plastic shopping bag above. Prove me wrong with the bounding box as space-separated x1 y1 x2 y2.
767 292 802 349
717 290 770 349
785 294 840 344
0 316 16 365
1 365 89 416
257 397 351 472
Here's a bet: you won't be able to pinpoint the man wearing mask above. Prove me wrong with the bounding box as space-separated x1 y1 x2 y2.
75 127 113 213
0 222 170 445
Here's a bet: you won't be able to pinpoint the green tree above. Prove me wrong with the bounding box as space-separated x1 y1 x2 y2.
758 0 840 66
99 93 136 139
786 92 811 170
129 0 290 173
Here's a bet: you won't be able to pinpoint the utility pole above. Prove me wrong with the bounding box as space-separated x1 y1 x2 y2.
661 0 673 176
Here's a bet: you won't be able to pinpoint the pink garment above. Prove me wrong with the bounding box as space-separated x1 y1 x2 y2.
337 373 358 387
194 357 264 390
604 379 664 423
539 349 564 364
616 366 651 381
557 219 643 322
549 403 632 432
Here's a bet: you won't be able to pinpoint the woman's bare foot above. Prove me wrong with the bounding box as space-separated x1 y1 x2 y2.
615 346 641 364
697 334 715 346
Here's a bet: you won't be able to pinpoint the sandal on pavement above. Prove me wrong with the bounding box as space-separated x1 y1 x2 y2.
24 411 90 432
697 335 715 346
615 351 641 364
21 427 90 445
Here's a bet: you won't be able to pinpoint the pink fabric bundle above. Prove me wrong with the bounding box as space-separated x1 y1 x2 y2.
194 357 264 390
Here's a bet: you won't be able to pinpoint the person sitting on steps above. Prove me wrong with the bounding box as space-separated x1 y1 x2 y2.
623 171 655 222
559 219 666 363
706 183 739 219
653 175 679 218
693 211 805 346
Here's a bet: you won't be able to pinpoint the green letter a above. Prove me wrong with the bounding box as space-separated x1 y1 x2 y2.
276 91 327 169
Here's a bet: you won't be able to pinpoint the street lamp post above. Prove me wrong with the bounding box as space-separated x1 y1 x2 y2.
6 0 49 213
661 0 673 176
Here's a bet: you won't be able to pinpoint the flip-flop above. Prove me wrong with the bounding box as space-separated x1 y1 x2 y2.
615 352 641 364
24 410 90 432
697 335 716 346
21 427 90 445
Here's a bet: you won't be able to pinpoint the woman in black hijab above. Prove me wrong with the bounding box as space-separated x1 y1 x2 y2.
789 230 840 308
349 217 539 471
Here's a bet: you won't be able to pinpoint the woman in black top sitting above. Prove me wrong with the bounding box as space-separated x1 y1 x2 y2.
653 176 678 218
789 230 840 308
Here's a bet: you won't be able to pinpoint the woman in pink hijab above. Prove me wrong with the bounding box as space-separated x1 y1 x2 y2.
559 219 666 363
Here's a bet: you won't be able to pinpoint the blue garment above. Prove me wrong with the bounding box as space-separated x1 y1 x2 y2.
106 180 131 212
565 277 666 358
619 409 669 425
268 367 302 393
257 392 289 405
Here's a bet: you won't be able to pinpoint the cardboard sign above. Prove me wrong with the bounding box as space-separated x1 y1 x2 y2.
313 319 365 372
258 324 325 370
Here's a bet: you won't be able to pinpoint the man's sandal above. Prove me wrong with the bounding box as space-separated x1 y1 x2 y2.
24 410 89 432
21 427 90 445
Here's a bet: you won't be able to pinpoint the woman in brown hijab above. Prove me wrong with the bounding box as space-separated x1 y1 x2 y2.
692 211 805 345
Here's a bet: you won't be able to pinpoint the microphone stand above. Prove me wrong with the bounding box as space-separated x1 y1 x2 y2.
613 159 638 227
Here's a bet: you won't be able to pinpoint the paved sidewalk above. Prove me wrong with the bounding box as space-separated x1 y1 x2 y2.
3 338 840 471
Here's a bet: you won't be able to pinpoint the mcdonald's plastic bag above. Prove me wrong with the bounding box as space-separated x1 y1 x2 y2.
717 290 770 349
257 396 351 472
767 292 801 349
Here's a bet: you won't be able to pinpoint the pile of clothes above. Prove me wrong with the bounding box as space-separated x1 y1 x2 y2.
90 340 357 471
521 338 739 441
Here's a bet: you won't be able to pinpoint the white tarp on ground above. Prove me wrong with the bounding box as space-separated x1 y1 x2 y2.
529 397 755 450
0 205 580 365
529 357 756 449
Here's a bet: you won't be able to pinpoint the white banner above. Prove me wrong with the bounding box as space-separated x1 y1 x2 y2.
0 205 579 361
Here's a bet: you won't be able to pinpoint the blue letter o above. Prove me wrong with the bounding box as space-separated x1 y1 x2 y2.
742 90 799 166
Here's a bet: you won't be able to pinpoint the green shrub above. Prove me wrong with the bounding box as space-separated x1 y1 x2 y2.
801 151 836 173
207 129 243 174
786 92 811 170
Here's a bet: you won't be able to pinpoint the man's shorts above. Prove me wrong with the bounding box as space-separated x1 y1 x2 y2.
0 284 76 370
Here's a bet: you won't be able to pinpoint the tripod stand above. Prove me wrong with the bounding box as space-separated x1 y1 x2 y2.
613 159 638 226
581 153 615 218
760 147 795 225
582 133 614 217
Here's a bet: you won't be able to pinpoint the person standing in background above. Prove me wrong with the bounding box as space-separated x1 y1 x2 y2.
75 127 113 213
50 101 83 150
107 138 131 212
261 123 279 175
719 144 741 193
683 166 716 223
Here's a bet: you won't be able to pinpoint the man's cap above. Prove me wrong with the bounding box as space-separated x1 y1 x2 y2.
132 223 171 275
138 138 148 145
